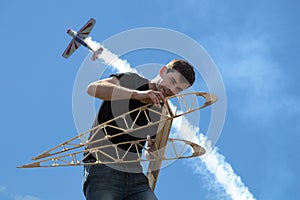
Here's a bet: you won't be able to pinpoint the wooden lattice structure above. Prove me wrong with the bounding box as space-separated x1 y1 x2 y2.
18 92 217 190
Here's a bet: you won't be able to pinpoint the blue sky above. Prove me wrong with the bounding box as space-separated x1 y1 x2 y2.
1 0 299 199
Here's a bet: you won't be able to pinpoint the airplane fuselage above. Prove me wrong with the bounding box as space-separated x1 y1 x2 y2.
67 29 93 51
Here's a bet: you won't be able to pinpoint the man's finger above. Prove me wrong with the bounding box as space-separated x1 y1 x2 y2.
149 92 161 107
154 91 165 104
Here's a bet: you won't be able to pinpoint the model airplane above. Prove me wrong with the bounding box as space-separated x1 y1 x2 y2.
62 18 103 58
18 92 217 189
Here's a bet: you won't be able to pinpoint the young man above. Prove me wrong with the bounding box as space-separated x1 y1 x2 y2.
83 59 195 200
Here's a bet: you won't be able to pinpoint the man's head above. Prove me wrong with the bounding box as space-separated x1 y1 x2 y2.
154 59 195 97
165 59 195 86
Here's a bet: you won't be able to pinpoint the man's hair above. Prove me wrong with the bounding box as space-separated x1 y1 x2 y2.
166 59 195 86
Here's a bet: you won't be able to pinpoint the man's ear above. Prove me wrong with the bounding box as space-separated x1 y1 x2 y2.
160 66 167 76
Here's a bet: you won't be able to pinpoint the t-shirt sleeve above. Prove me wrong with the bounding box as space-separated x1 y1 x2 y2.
110 72 148 90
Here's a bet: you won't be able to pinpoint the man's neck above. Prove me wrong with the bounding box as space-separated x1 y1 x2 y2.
148 82 157 91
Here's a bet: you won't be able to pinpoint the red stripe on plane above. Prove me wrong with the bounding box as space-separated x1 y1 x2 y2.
80 23 93 34
74 41 78 49
66 42 73 55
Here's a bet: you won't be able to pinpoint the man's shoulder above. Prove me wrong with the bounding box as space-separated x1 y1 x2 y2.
111 72 149 90
111 72 148 82
110 72 145 79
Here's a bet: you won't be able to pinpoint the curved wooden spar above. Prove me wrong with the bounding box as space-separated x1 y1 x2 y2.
17 138 205 168
17 92 217 169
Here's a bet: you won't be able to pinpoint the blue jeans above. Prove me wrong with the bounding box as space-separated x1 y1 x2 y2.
83 164 158 200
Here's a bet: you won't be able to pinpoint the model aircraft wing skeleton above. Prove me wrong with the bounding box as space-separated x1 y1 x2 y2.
18 92 217 168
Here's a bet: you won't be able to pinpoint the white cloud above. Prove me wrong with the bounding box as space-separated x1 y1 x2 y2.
0 185 40 200
12 195 40 200
206 32 300 126
0 186 6 192
220 35 282 115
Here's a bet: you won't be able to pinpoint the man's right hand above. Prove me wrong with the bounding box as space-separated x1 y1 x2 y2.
132 90 165 108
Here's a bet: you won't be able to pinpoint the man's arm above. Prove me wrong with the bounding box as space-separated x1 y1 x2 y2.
87 77 165 107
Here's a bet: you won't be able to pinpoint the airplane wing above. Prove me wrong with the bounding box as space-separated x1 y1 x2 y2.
17 137 205 168
17 92 217 169
62 39 81 58
77 18 96 39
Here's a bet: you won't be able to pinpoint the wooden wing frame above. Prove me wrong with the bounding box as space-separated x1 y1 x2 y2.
18 92 217 175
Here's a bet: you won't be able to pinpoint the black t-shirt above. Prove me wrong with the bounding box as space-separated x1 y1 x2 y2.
86 72 161 162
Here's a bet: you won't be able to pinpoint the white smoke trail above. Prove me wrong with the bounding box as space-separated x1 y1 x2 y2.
87 43 256 199
196 148 256 200
85 37 135 73
172 116 256 200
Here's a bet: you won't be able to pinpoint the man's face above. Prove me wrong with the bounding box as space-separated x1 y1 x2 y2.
157 68 191 97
